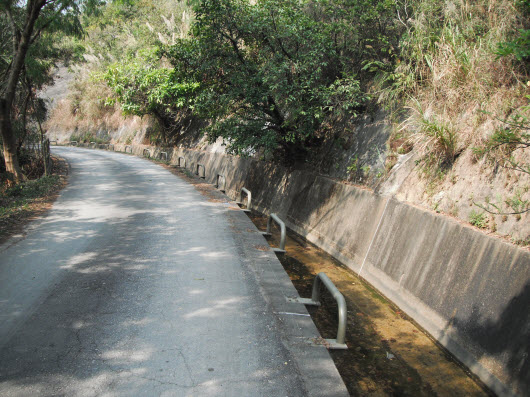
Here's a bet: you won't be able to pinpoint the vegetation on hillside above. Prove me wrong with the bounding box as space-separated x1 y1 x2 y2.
44 0 529 165
46 0 409 162
34 0 530 238
379 0 529 167
163 0 405 162
46 0 196 146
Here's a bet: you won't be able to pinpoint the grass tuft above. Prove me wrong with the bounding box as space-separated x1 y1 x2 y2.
469 209 488 229
403 100 458 169
0 176 60 218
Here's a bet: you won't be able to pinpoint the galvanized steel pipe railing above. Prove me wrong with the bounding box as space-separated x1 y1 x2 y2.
216 174 226 192
292 272 348 349
260 213 286 254
236 187 252 213
196 163 206 179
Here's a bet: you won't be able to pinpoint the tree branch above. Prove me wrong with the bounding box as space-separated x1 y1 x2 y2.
269 10 294 61
30 1 68 45
5 5 20 55
474 202 530 215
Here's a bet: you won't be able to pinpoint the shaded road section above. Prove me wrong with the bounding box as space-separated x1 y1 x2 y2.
0 147 348 397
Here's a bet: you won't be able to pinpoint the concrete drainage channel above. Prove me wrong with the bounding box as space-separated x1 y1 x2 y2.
244 212 491 397
65 143 491 396
164 150 489 395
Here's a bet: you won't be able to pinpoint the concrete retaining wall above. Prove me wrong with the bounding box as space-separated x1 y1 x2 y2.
86 143 529 396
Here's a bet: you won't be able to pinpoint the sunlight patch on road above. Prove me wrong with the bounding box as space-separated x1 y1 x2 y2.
44 201 172 224
60 252 98 269
120 318 154 327
72 320 93 330
199 251 232 259
183 297 243 319
101 348 154 363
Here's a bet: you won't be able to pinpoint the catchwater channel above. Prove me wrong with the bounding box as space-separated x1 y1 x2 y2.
244 212 491 397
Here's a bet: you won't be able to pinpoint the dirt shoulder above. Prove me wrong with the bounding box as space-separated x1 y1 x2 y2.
0 156 69 245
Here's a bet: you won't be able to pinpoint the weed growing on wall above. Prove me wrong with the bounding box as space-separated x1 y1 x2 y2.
469 210 488 229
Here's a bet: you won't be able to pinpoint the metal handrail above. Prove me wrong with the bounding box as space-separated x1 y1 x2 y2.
236 187 252 213
159 151 168 161
292 272 348 349
143 148 150 158
70 141 77 146
216 174 225 192
178 157 186 167
50 140 57 146
196 163 205 179
260 213 286 254
125 145 132 153
108 144 114 151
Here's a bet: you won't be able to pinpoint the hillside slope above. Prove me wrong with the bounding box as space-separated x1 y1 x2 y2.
43 0 529 246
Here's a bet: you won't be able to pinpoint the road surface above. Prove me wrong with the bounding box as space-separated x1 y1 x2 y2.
0 147 348 397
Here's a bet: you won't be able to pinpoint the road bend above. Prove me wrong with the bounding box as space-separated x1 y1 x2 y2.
0 147 348 397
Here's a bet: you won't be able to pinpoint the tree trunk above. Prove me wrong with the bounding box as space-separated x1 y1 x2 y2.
0 98 25 184
17 86 32 154
37 112 49 176
1 0 46 184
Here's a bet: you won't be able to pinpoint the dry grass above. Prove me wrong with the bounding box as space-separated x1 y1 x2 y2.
45 0 193 143
394 0 529 156
45 66 142 141
403 100 458 168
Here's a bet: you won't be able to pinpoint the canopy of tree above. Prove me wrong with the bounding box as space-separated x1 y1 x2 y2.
98 0 404 163
0 0 91 183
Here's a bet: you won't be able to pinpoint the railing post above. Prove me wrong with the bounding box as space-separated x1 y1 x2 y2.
216 174 225 192
290 272 348 349
196 163 205 179
236 188 252 213
260 213 286 254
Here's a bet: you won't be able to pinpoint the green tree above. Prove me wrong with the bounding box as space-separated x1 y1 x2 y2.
0 0 86 183
104 48 199 145
61 0 193 145
166 0 402 163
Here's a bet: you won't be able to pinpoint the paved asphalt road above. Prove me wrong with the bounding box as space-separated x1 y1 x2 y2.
0 147 348 397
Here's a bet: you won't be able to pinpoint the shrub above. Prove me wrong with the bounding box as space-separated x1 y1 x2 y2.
469 210 488 228
165 0 404 163
403 100 458 170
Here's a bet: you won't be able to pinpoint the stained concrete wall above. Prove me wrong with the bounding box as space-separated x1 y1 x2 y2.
97 143 529 396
